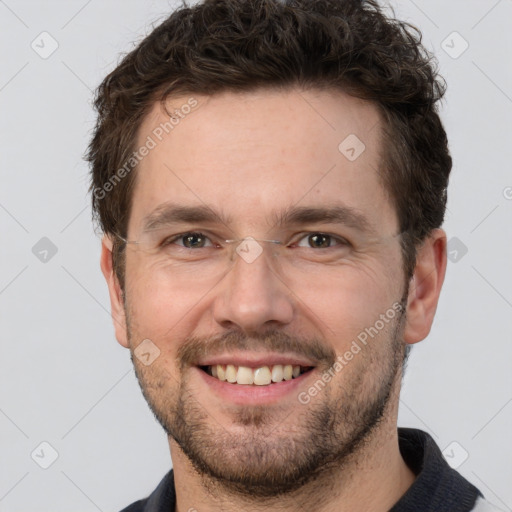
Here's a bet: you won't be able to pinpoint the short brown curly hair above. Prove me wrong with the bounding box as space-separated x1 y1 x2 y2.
87 0 451 290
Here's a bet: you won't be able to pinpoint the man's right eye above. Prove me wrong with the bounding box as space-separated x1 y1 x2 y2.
162 232 215 249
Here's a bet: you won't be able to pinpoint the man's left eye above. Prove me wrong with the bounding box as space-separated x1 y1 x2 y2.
295 233 349 249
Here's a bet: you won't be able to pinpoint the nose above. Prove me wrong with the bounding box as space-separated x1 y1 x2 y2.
212 244 294 333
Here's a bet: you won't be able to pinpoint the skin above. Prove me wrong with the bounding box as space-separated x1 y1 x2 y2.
101 87 447 512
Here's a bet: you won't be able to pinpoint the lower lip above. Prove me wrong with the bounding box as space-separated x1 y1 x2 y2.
194 366 315 405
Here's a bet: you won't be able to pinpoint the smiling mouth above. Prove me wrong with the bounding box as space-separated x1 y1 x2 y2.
199 364 314 386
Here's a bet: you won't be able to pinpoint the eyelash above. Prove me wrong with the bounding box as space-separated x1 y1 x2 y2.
161 231 352 249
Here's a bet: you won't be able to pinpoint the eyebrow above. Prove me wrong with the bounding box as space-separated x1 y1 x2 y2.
274 205 376 235
140 201 376 235
142 203 232 232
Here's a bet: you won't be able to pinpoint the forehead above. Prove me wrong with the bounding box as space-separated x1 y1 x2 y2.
129 87 397 235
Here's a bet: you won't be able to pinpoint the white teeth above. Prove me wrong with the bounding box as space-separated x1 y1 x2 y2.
208 364 308 385
253 366 272 386
237 366 254 385
217 365 226 381
271 364 284 382
226 364 237 383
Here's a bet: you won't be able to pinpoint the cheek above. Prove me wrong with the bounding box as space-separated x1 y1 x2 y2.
124 260 192 344
287 260 403 346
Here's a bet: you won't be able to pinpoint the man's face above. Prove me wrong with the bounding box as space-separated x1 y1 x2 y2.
119 88 408 496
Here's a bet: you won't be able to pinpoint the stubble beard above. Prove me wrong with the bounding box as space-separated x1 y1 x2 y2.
127 302 407 501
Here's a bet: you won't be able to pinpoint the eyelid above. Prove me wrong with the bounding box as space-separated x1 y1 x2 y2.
163 231 217 248
291 232 352 248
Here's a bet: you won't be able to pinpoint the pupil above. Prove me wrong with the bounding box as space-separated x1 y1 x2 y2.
184 233 204 248
310 234 329 248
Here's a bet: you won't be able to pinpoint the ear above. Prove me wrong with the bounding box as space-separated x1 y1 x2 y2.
100 234 129 348
403 229 447 345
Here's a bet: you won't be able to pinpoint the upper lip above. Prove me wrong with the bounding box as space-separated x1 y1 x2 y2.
196 352 316 368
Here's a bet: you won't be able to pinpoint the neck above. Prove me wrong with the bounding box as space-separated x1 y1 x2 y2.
169 410 416 512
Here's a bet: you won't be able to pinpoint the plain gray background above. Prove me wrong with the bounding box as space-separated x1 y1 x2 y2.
1 0 511 510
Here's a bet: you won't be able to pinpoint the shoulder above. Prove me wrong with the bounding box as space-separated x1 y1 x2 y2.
471 497 506 511
119 500 147 512
117 470 175 512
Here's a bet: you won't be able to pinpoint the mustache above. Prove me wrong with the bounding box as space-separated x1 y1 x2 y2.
177 329 337 371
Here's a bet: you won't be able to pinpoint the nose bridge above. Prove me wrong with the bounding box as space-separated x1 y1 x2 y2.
212 238 294 331
225 236 280 264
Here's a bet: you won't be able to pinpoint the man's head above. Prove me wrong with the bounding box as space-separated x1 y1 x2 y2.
90 0 449 502
88 0 451 289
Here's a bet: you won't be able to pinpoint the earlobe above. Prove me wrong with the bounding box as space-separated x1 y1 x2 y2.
403 229 447 345
100 235 130 348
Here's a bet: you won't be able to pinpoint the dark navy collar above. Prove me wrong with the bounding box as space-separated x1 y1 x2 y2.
390 428 481 511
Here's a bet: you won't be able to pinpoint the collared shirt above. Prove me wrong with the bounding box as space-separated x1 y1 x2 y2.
120 428 500 512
